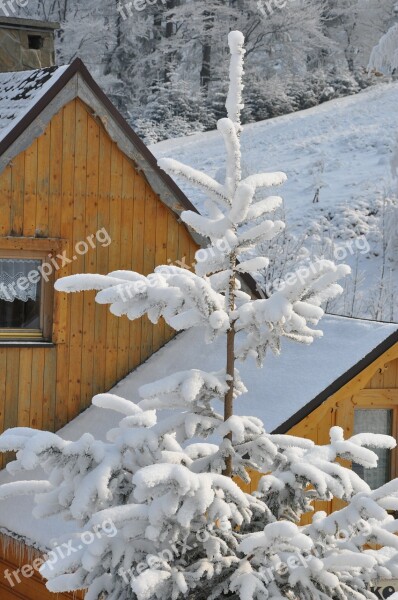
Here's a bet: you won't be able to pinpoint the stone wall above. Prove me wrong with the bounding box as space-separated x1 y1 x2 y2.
0 27 55 72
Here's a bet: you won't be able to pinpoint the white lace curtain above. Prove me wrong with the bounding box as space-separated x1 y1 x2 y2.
353 409 392 489
0 259 41 302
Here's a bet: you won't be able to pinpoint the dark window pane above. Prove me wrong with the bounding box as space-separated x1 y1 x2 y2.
353 409 392 489
0 259 42 331
28 35 44 50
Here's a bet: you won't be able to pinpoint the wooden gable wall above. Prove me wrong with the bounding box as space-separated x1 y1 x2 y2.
0 98 198 468
240 342 398 522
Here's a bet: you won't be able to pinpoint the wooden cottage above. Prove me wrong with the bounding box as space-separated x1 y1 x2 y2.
1 53 398 600
250 319 398 522
0 16 59 73
0 59 198 599
0 58 200 474
1 313 398 598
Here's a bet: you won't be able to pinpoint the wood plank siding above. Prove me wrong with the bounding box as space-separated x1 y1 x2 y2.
0 97 199 471
0 535 85 600
241 342 398 522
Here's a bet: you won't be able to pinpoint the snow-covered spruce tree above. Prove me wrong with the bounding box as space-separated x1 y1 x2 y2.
369 23 398 76
2 31 398 600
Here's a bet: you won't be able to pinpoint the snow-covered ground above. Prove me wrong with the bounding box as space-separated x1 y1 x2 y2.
152 82 398 320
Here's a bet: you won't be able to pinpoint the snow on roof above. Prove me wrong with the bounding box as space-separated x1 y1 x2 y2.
0 314 397 549
60 314 398 437
0 65 68 143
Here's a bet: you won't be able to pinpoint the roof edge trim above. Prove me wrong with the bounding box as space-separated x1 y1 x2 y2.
272 328 398 434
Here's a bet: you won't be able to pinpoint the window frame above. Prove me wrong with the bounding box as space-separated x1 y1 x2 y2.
353 404 398 483
0 238 65 344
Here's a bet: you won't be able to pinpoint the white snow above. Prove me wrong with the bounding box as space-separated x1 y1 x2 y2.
152 82 398 317
152 82 398 226
0 314 397 550
226 31 245 131
369 24 398 75
0 66 69 142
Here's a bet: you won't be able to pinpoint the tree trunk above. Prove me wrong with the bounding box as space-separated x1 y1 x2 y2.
223 323 236 477
223 263 237 477
200 6 216 93
200 42 212 92
163 0 177 82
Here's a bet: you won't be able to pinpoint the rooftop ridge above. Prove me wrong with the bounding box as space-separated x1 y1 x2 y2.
0 16 60 31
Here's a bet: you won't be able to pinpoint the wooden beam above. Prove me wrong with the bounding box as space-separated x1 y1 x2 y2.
320 343 398 410
353 389 398 405
0 237 64 252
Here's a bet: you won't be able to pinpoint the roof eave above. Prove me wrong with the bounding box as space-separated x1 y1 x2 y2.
272 328 398 433
0 17 60 31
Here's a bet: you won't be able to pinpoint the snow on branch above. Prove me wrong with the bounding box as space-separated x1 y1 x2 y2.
181 210 230 240
217 118 241 196
226 31 245 130
158 157 230 208
236 260 350 364
93 393 142 416
56 266 231 343
138 369 245 411
242 172 288 190
0 480 52 500
369 23 398 75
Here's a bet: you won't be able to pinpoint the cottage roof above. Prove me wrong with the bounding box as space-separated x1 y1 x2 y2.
0 17 60 30
0 66 67 142
0 314 397 550
0 60 198 220
64 314 398 437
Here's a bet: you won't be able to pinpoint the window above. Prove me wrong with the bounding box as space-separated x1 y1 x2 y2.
0 238 65 343
28 35 44 50
352 409 392 489
0 252 54 342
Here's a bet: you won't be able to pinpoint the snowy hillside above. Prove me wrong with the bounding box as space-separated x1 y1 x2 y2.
152 82 398 320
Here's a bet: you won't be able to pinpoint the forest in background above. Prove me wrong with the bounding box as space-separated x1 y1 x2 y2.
14 0 398 142
11 0 398 323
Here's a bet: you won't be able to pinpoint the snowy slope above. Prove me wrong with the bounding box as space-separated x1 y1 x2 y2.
152 82 398 319
0 315 397 549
